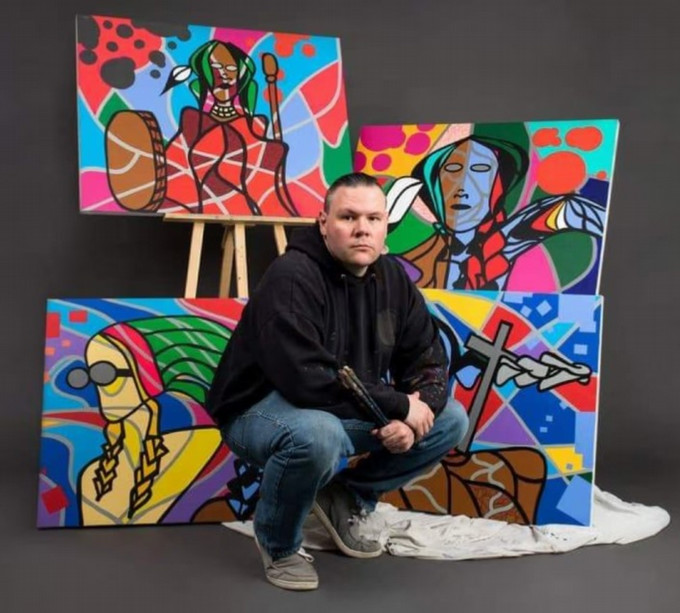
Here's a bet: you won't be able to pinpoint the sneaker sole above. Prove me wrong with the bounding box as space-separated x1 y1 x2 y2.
311 501 383 559
265 576 319 591
255 537 319 591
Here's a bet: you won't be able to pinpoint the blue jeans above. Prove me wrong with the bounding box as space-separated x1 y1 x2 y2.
219 391 469 559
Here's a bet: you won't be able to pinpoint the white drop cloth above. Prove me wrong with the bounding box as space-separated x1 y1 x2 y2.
223 486 670 560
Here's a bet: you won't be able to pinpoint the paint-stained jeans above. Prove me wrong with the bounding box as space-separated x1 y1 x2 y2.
219 391 468 559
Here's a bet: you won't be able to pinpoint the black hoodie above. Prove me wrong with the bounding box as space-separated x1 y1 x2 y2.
206 223 448 425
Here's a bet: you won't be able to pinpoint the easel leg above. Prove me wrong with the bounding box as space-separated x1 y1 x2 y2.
185 222 205 298
234 223 249 298
273 224 287 256
219 226 235 298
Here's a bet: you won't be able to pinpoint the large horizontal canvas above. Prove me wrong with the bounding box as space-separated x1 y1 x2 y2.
39 292 601 527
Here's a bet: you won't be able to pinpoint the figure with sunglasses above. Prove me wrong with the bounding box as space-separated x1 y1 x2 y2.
67 316 229 525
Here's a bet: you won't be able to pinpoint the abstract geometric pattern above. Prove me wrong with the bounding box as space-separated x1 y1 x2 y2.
354 120 618 293
77 15 351 216
381 290 602 526
38 298 259 527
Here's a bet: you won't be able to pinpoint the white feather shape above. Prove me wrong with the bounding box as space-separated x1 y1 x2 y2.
386 177 423 224
171 65 193 83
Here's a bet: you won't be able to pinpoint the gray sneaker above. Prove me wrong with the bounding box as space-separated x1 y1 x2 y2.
312 481 382 559
255 537 319 591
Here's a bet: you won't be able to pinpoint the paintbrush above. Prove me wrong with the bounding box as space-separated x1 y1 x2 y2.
337 365 390 427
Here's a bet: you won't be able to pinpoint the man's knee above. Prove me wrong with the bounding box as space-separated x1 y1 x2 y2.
282 412 351 473
434 398 470 449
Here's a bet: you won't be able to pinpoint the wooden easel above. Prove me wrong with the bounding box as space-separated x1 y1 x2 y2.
164 214 316 298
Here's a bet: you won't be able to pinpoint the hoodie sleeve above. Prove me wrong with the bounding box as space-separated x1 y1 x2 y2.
250 266 410 420
390 276 449 416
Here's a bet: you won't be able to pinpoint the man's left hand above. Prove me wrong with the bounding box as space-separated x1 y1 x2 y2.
372 420 415 454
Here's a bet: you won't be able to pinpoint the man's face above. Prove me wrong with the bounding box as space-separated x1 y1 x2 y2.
319 185 388 277
209 44 238 103
439 140 499 233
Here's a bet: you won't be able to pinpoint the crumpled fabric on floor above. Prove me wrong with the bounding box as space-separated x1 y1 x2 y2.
223 486 670 560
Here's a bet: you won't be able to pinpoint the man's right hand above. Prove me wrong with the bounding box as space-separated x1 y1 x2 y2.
372 420 415 453
405 391 434 440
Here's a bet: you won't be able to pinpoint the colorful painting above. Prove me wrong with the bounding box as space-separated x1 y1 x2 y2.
77 15 351 217
355 120 618 293
38 292 601 528
38 298 261 527
381 290 602 526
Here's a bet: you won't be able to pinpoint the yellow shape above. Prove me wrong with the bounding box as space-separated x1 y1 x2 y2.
149 428 222 502
422 290 493 331
546 446 584 474
545 201 565 230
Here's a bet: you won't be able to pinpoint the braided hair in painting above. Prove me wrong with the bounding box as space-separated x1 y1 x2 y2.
88 316 230 518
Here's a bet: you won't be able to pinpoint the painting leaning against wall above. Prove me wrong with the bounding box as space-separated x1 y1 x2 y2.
38 292 601 528
38 298 261 527
354 120 619 294
76 15 351 217
380 290 602 527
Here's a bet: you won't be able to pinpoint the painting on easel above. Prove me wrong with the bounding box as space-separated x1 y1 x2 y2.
76 15 351 217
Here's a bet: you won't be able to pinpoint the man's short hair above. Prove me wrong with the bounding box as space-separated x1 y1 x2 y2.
323 172 382 212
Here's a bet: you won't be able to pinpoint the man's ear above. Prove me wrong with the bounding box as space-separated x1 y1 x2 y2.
318 211 327 238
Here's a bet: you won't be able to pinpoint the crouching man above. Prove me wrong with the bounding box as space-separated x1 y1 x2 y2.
206 173 469 590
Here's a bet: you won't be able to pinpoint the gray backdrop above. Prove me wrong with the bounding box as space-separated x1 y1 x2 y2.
2 1 678 611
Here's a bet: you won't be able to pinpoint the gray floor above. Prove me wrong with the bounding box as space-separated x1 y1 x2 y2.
4 459 677 613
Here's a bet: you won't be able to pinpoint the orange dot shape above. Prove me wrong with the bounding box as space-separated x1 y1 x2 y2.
273 33 308 58
537 151 586 194
532 128 561 148
566 127 603 151
274 41 295 57
263 86 283 104
302 43 316 57
596 170 607 180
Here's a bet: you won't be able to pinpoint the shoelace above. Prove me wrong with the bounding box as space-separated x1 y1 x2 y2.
297 548 314 562
347 507 370 526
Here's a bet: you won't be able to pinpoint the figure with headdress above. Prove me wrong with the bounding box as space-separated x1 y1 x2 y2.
386 135 606 289
105 40 296 216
